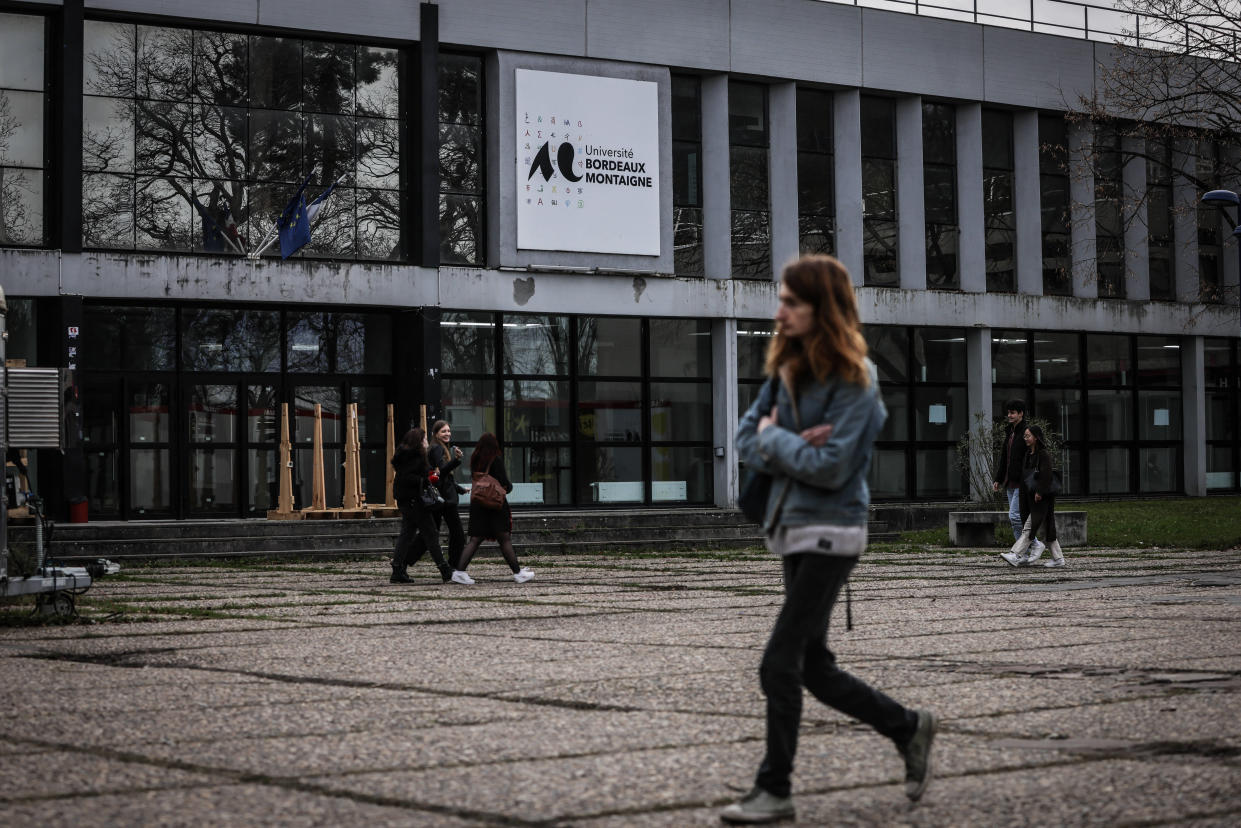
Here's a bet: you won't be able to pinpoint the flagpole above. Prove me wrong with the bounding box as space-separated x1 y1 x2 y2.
249 173 348 259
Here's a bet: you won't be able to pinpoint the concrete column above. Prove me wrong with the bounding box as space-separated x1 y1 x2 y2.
712 317 740 507
834 89 864 285
1172 138 1199 303
957 103 985 293
1014 110 1043 295
702 75 731 280
1182 336 1207 496
1123 133 1150 301
769 82 799 276
966 326 994 501
1069 120 1097 298
897 96 926 290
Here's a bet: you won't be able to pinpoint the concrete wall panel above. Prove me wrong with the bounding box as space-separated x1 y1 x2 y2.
861 10 983 99
983 28 1095 109
587 0 728 70
730 0 861 85
255 0 418 40
439 0 585 55
87 1 260 28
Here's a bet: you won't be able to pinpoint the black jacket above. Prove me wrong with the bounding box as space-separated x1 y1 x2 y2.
1022 448 1055 498
391 447 431 503
429 443 465 503
994 419 1028 488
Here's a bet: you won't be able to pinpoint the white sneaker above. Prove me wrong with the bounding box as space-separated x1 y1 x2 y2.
1000 552 1024 567
513 567 535 583
1043 558 1066 568
1026 541 1046 564
450 570 475 585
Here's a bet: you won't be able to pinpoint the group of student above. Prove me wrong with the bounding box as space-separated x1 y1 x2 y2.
388 420 533 587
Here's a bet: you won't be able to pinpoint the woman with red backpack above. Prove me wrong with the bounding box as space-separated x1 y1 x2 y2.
451 432 534 584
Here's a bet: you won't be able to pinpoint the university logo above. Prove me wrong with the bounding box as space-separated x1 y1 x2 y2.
527 141 582 183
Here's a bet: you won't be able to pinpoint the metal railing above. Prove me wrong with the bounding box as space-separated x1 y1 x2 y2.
816 0 1240 52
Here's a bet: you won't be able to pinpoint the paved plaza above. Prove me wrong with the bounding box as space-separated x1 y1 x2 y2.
2 542 1239 826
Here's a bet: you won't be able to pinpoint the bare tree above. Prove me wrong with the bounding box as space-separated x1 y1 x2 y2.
0 91 34 245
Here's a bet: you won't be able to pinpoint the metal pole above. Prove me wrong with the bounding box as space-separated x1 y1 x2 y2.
0 285 7 581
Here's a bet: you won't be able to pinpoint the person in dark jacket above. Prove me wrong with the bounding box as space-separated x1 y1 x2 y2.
410 419 467 569
451 432 534 584
992 399 1045 564
1008 424 1065 567
389 427 452 584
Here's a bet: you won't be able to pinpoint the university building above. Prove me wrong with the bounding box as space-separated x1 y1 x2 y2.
1 0 1238 521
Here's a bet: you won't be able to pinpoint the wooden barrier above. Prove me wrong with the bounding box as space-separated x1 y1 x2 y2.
266 402 302 520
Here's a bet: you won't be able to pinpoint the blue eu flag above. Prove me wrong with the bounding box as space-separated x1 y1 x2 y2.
277 174 314 259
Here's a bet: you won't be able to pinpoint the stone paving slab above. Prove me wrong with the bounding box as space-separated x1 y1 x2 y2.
2 545 1239 826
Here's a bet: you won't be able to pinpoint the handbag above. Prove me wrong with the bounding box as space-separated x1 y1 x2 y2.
420 480 446 511
470 461 507 510
1023 467 1062 496
738 377 780 524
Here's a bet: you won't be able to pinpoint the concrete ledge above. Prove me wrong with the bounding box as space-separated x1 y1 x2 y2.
949 511 1087 547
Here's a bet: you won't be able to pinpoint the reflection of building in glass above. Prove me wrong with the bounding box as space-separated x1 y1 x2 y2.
0 1 1238 520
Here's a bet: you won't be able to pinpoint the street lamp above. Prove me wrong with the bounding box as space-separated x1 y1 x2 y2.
1201 190 1241 325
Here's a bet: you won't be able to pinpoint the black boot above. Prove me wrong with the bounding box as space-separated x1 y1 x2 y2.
390 566 411 584
439 564 453 583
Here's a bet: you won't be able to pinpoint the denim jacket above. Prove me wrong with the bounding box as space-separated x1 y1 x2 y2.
736 358 885 529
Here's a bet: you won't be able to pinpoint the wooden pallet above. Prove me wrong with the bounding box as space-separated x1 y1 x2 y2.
301 508 371 520
265 509 305 521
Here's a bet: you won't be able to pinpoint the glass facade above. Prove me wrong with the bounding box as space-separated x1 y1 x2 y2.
982 109 1015 292
82 21 402 259
0 12 47 247
1196 139 1224 303
1146 137 1175 301
861 96 898 287
797 87 834 257
439 53 484 264
440 313 714 506
672 75 704 277
923 102 958 289
993 331 1185 495
865 326 968 499
79 304 393 519
1094 125 1125 298
1039 113 1071 296
729 81 771 280
1205 338 1240 491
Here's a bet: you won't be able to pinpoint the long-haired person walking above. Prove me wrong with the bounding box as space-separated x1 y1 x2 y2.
724 256 936 824
452 432 534 584
1006 423 1066 568
389 427 453 584
409 419 467 569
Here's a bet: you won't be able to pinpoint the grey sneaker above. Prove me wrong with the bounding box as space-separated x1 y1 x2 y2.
720 788 794 824
899 710 937 802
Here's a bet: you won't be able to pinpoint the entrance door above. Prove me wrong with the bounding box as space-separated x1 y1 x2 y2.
183 379 279 517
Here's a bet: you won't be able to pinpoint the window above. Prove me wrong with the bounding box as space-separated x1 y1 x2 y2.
1146 137 1175 301
439 53 483 264
1039 114 1071 295
730 81 770 279
797 87 834 256
0 12 48 247
82 22 402 260
672 75 703 277
865 326 968 500
923 102 958 289
1094 124 1125 298
440 314 713 505
983 109 1015 292
1196 139 1224 303
1205 338 1240 491
861 96 898 287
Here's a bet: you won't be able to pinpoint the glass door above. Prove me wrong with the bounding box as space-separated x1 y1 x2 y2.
183 379 280 517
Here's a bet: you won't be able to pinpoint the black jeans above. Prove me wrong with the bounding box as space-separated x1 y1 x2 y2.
393 500 449 578
755 554 916 798
411 504 466 569
1018 490 1057 542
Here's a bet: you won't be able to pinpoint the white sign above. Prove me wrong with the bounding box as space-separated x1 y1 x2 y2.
928 404 948 425
516 69 660 255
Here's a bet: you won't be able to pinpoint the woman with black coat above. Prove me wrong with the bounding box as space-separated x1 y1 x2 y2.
451 432 534 584
1008 424 1066 568
410 419 467 569
389 427 453 584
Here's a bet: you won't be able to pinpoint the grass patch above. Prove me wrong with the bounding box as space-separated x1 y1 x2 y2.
897 496 1241 550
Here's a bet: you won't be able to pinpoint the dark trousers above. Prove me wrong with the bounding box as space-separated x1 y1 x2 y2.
1018 491 1058 542
393 501 449 577
755 554 916 798
412 504 465 569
